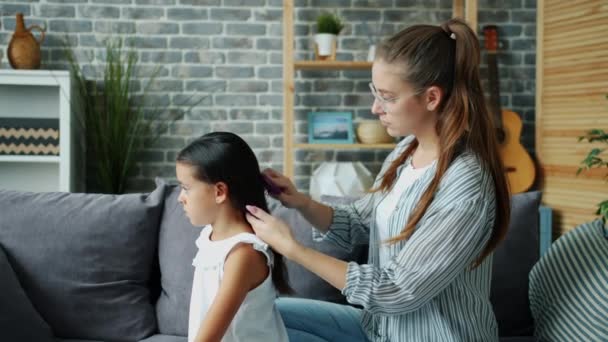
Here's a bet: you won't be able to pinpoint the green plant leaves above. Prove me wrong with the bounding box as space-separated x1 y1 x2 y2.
316 12 344 35
64 38 206 194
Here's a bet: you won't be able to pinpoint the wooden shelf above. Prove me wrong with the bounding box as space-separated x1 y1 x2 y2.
294 61 372 70
295 143 396 150
0 70 82 192
0 155 60 163
282 0 478 178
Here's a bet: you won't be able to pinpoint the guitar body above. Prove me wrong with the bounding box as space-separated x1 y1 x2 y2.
499 109 536 193
484 25 536 194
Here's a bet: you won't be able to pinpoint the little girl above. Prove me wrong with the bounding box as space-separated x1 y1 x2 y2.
175 131 290 342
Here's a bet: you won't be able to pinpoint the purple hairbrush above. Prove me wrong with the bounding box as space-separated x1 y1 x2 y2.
262 174 283 195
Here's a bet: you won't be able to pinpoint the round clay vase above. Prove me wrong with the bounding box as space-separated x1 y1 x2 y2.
356 120 394 144
7 13 46 70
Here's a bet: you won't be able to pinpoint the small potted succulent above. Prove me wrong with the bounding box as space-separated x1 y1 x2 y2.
314 12 344 60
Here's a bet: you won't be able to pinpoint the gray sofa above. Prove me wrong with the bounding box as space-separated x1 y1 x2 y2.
0 180 545 342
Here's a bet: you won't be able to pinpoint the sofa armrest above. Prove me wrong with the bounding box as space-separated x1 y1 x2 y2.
539 206 552 257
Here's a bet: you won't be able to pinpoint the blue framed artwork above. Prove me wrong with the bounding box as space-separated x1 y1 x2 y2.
307 112 354 144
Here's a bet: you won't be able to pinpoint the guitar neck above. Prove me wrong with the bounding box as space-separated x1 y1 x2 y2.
486 52 504 130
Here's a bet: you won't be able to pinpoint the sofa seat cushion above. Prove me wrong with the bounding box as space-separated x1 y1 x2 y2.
0 185 166 341
0 244 54 342
499 337 538 342
139 334 188 342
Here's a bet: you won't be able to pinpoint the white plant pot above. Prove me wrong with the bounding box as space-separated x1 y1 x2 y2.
367 44 376 62
314 33 337 57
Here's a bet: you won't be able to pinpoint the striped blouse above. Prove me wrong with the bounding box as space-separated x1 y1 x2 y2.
314 136 499 341
529 219 608 341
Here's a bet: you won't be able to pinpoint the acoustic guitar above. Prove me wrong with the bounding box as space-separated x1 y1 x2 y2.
483 25 536 194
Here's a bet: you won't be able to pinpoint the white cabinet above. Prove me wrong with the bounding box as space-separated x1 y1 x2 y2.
0 70 83 192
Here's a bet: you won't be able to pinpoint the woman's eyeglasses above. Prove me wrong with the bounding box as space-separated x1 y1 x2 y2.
369 82 401 113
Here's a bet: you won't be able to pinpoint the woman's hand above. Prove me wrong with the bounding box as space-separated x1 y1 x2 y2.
245 205 300 260
262 168 310 210
246 205 349 291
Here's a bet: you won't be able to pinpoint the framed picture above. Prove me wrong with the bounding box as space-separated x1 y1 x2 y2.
307 112 354 144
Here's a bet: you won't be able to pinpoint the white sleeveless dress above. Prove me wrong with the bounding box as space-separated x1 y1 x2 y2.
188 225 289 342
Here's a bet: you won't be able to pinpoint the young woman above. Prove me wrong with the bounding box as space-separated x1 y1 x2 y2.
176 132 290 342
245 18 511 341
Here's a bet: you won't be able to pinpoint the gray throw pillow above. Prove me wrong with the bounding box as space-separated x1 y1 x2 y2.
155 182 203 336
490 191 542 337
0 185 166 341
272 196 367 303
0 244 54 342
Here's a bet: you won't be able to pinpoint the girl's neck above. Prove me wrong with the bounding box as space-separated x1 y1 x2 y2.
210 207 253 241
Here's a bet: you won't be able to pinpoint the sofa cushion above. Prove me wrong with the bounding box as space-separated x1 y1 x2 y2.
270 197 368 303
0 185 166 341
0 244 54 342
499 337 538 342
155 182 202 336
491 191 542 337
139 334 188 342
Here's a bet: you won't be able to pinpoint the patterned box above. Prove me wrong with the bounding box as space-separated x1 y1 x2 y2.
0 118 60 156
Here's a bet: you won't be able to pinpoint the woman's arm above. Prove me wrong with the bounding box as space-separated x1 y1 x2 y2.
247 197 492 316
340 198 492 315
193 244 268 342
292 193 335 233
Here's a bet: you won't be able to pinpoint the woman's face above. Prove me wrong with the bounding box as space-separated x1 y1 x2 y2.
370 59 438 137
176 162 218 227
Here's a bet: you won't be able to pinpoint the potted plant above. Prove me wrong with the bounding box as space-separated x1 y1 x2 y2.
577 95 608 228
577 127 608 226
64 39 205 194
314 12 344 60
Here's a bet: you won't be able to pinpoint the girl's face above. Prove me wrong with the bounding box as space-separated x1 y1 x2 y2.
370 59 438 137
176 162 219 227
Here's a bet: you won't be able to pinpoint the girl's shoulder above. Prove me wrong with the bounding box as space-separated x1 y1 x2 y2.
225 233 274 267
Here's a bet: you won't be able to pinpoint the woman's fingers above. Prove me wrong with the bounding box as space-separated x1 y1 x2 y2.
245 213 263 230
245 211 261 224
262 168 278 177
245 205 276 228
262 168 290 189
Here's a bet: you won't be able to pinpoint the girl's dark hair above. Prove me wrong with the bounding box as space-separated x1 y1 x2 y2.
374 18 511 267
177 131 292 294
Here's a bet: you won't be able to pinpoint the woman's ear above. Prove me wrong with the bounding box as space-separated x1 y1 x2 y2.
215 182 228 204
424 85 443 112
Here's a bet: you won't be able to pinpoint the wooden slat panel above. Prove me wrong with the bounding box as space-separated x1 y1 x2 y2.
544 42 608 59
544 50 608 65
545 6 607 27
544 31 608 52
537 0 607 235
544 70 608 85
544 175 606 234
540 135 606 166
545 61 608 75
545 0 604 16
543 166 607 180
